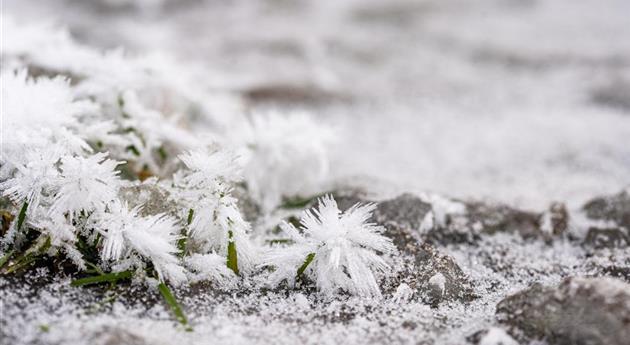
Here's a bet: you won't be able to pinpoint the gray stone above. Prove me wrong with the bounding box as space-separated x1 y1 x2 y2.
496 277 630 345
328 192 476 305
583 227 629 249
583 190 630 229
119 182 179 218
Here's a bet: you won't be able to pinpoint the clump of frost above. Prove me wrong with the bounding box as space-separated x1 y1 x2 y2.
173 148 257 275
49 153 122 217
239 111 334 212
263 195 395 298
0 69 251 289
94 200 186 284
184 253 237 288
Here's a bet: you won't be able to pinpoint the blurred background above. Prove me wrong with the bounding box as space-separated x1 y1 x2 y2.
6 0 630 209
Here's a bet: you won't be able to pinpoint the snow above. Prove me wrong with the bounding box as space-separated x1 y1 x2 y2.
479 328 518 345
2 0 630 344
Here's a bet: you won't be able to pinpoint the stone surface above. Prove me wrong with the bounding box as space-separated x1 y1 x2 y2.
581 191 630 248
496 277 630 345
583 190 630 228
583 227 629 248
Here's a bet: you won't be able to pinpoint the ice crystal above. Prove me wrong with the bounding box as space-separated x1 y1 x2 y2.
96 200 186 284
265 195 395 298
49 153 122 216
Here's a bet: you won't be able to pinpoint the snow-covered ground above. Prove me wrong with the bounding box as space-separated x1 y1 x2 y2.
5 0 630 209
2 1 630 345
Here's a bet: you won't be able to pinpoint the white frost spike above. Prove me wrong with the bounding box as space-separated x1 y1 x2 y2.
0 146 63 211
179 148 242 188
98 201 186 284
265 195 395 298
1 69 93 151
187 195 257 274
50 153 122 216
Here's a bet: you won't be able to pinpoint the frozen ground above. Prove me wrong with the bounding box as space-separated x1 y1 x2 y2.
2 1 630 345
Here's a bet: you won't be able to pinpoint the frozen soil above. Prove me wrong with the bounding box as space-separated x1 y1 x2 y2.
2 189 630 345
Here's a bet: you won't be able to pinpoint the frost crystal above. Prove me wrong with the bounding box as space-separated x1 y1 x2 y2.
96 201 186 284
175 149 257 275
49 153 122 216
264 195 395 298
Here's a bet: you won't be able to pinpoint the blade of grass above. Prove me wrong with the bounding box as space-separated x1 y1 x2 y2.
17 201 28 231
158 282 192 331
4 235 50 274
71 270 132 287
178 209 194 257
0 250 14 269
226 231 239 275
297 252 315 277
186 209 194 225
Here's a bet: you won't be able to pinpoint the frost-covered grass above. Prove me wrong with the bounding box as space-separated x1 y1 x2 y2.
0 11 401 330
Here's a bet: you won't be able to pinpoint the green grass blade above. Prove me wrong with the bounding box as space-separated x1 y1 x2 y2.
0 250 14 269
186 209 194 225
71 271 132 287
17 202 28 231
297 252 315 277
158 282 192 331
226 231 239 275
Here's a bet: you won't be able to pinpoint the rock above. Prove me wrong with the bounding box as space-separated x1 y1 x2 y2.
335 193 476 305
496 277 630 345
583 227 629 249
583 190 630 228
373 193 433 233
425 199 567 245
464 202 541 238
582 191 630 248
119 180 179 218
409 242 476 306
333 191 567 245
383 225 475 305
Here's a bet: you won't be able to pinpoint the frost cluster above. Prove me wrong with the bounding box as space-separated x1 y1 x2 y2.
0 16 394 297
264 196 395 297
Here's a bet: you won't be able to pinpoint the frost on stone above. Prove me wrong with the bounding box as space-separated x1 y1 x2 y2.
392 283 414 303
264 195 395 298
